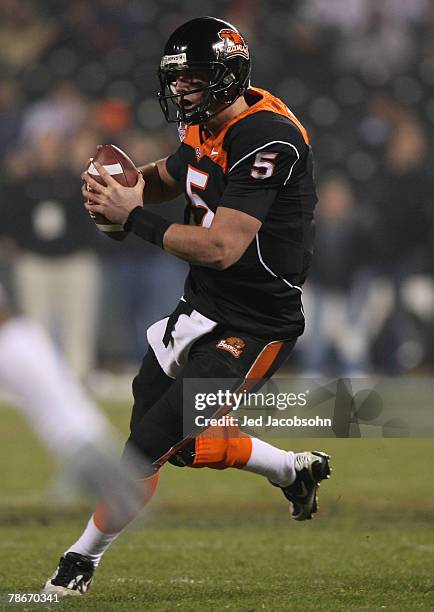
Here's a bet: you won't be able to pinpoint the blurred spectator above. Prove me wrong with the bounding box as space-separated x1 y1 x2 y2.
0 0 58 70
300 0 429 34
336 7 415 82
0 77 24 168
300 176 373 375
419 2 434 62
19 81 88 146
1 132 101 379
93 98 133 136
371 113 431 274
54 0 134 54
369 114 433 371
298 0 429 84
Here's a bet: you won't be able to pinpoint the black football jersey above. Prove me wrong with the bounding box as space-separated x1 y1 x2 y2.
166 87 318 340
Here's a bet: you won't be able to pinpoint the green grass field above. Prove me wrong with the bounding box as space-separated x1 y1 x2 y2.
1 402 434 611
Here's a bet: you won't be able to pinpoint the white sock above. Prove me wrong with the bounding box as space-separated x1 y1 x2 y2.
242 438 295 487
66 515 120 568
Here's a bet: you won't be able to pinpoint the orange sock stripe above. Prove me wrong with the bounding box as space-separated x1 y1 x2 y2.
93 471 160 533
192 426 252 469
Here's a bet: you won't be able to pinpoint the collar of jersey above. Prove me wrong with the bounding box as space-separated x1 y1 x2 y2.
183 87 309 168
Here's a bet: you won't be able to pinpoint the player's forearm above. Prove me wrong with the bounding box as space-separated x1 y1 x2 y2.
163 223 229 269
124 207 228 269
138 160 181 204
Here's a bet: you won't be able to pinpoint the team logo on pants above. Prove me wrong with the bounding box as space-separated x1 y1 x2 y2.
216 337 246 358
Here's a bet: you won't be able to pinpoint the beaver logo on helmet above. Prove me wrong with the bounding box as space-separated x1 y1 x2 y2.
217 29 249 60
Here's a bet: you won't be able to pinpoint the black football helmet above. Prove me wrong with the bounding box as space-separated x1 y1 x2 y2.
158 16 251 125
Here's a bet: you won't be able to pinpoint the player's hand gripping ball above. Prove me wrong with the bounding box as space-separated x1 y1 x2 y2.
85 144 140 241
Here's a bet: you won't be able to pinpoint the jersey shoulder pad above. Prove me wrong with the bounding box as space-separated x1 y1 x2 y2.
224 111 307 173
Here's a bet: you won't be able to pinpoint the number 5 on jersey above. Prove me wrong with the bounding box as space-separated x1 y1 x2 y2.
250 152 277 179
186 165 214 228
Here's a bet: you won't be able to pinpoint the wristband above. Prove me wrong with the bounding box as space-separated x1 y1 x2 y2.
124 206 172 248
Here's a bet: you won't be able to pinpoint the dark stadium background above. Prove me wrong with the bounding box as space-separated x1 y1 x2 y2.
0 0 433 382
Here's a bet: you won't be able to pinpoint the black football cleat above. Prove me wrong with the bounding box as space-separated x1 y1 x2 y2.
271 451 331 521
42 552 94 596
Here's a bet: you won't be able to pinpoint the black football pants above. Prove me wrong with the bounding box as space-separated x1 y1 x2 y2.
122 327 296 477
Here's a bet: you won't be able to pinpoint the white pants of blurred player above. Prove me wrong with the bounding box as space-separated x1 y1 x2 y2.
0 293 143 522
14 251 100 379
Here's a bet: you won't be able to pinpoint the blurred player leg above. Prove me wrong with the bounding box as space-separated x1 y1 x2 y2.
0 314 106 455
44 349 171 594
0 307 145 529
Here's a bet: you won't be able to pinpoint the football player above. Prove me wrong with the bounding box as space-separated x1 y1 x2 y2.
44 17 331 595
0 286 144 531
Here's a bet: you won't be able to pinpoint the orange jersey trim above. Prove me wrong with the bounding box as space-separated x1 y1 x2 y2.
243 340 284 383
182 87 310 171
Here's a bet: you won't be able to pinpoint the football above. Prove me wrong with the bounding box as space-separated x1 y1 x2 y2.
86 144 139 241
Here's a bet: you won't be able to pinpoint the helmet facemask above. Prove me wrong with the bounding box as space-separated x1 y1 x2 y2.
158 64 244 125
